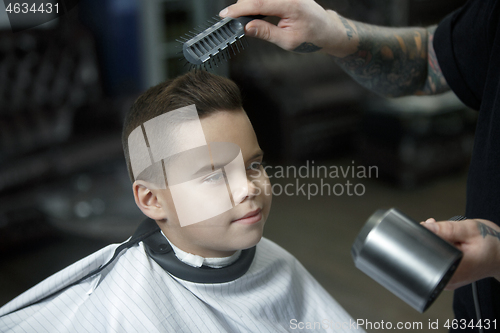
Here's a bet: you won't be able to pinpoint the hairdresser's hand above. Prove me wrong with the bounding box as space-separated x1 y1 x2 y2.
219 0 357 57
421 218 500 290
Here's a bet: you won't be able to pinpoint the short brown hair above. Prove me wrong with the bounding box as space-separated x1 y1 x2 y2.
122 70 243 182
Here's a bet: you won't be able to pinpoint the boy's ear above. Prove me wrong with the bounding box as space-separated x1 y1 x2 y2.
133 180 167 221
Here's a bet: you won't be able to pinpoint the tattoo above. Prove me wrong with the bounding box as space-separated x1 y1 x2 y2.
420 26 449 94
478 222 500 241
293 42 322 53
339 16 355 40
332 20 447 97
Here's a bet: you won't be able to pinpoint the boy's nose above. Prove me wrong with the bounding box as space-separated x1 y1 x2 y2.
232 185 249 205
232 177 260 204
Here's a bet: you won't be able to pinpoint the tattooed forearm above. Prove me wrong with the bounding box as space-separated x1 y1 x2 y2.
339 16 355 40
419 26 449 95
478 222 500 241
294 42 322 53
332 17 447 97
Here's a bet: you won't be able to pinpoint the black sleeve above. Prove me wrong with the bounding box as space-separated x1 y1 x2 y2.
433 0 499 110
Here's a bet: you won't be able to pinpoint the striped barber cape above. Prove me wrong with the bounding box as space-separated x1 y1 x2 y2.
0 219 362 333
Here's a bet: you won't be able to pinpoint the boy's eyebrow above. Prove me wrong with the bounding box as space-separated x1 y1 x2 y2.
192 150 264 178
192 162 224 178
249 150 264 160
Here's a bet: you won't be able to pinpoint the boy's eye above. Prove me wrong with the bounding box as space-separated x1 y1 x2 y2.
203 170 225 184
247 161 263 171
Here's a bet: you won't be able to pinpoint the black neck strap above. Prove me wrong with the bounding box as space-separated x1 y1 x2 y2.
135 218 256 283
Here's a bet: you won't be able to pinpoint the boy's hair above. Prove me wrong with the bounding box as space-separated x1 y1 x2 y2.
122 70 243 183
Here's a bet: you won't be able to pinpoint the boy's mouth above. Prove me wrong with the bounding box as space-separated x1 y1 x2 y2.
231 208 262 225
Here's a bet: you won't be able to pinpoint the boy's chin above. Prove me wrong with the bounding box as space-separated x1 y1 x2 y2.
235 230 264 250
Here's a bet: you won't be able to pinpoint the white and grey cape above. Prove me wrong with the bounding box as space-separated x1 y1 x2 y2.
0 219 363 332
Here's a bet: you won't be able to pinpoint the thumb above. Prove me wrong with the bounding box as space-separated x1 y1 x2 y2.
245 20 289 47
422 220 473 244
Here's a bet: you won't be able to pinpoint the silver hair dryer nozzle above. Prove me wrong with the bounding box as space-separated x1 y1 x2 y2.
352 208 462 312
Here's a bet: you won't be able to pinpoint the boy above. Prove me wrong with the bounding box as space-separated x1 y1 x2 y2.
0 71 362 332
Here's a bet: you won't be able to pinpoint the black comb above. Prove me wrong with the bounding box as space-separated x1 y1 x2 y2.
179 15 265 69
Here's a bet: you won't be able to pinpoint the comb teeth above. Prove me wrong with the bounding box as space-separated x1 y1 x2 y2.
181 17 247 67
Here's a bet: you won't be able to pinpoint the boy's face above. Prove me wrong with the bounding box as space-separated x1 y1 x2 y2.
151 110 271 258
